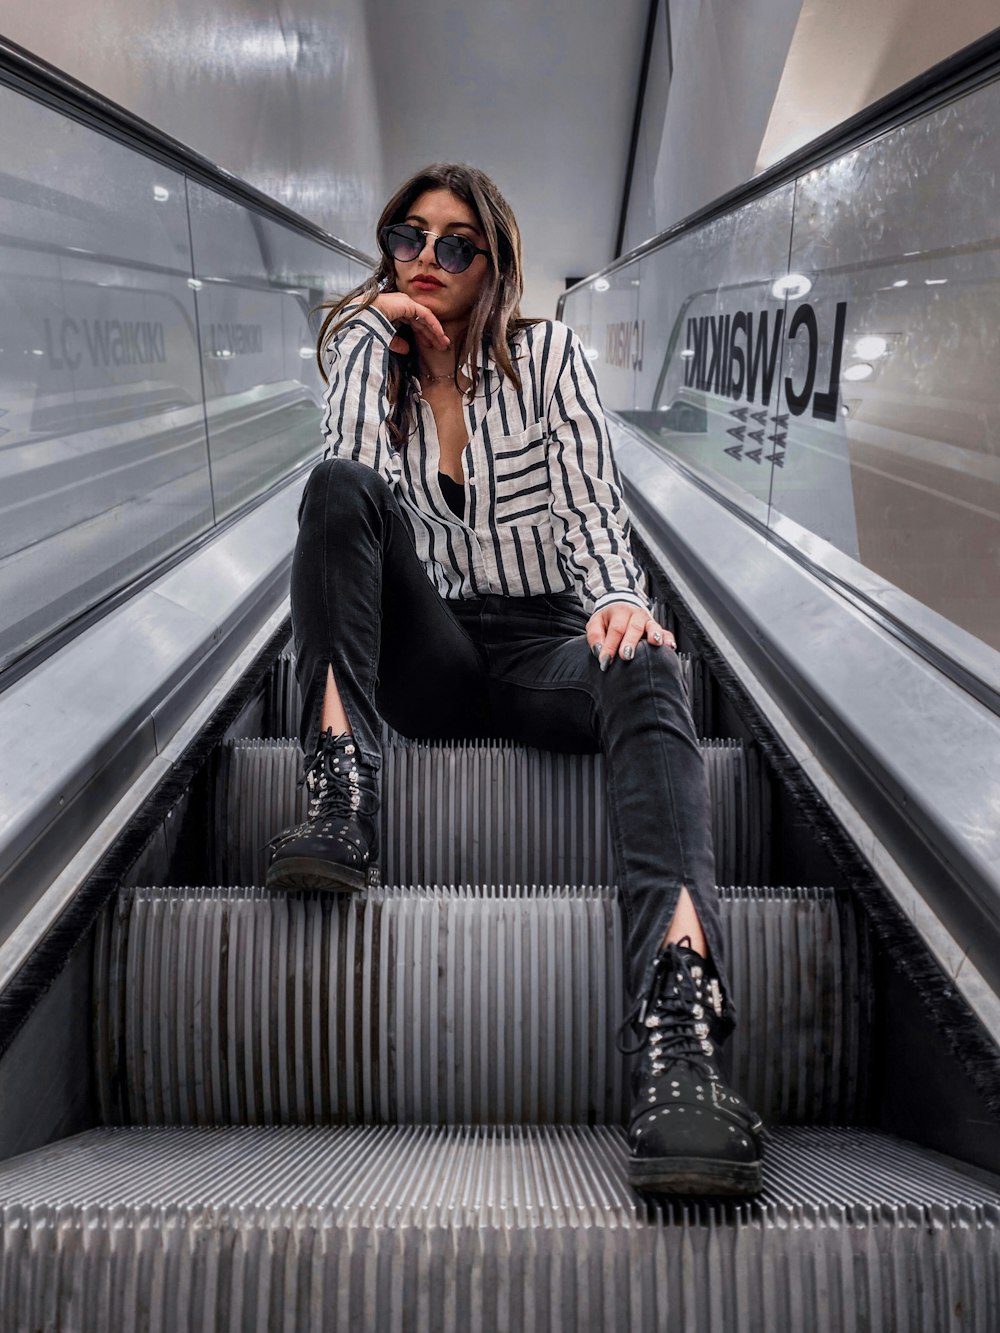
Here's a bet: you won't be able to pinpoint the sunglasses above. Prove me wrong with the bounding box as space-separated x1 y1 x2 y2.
380 223 490 275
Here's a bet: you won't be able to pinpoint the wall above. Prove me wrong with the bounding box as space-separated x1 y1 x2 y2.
0 0 386 254
758 0 1000 170
623 0 1000 257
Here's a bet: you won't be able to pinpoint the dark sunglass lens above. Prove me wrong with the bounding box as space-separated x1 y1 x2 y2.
436 235 475 274
385 225 422 260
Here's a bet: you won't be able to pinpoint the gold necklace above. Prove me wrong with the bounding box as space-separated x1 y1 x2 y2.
420 368 459 384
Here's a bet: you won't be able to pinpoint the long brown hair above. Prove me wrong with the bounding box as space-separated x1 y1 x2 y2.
316 163 539 444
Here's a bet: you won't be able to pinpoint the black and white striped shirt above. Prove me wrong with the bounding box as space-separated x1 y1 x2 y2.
320 306 649 615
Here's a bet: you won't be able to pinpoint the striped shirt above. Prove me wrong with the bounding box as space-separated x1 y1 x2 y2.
319 306 649 615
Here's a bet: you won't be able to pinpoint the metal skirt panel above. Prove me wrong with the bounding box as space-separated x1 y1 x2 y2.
0 1124 996 1332
94 885 869 1128
215 737 769 890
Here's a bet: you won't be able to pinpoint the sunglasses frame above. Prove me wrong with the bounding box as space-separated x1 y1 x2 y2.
380 223 491 275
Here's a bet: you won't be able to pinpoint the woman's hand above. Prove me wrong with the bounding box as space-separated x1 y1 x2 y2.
586 602 676 671
372 292 450 355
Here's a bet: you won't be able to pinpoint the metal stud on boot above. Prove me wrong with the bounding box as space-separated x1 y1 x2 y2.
618 936 764 1195
265 729 380 892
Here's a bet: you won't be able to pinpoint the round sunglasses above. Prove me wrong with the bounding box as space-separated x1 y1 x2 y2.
380 223 490 275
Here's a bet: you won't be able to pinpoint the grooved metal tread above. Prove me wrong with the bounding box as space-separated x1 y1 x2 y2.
96 884 871 1127
218 735 770 889
0 1125 996 1332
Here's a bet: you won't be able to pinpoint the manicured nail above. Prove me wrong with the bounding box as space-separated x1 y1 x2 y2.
591 643 601 659
599 653 611 672
621 644 634 661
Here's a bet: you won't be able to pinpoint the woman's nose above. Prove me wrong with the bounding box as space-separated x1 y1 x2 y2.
417 231 438 265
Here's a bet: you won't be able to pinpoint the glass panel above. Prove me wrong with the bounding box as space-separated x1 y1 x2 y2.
0 87 213 673
573 268 641 416
186 184 368 518
619 185 796 511
775 82 1000 650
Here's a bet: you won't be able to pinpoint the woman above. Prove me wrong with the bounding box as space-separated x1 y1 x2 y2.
267 163 763 1195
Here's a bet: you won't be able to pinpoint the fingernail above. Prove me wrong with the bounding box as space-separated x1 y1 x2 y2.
599 653 611 672
621 644 634 661
591 643 601 659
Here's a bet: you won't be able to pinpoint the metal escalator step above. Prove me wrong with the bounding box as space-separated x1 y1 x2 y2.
0 1124 995 1332
94 885 869 1128
263 643 712 740
216 736 769 889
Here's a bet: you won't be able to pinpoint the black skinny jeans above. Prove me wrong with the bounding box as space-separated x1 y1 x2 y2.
291 457 734 1025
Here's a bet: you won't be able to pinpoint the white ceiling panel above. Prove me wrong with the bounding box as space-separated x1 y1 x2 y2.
366 0 650 315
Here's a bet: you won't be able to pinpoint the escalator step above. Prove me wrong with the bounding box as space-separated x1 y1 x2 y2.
216 736 769 889
262 643 713 740
95 885 870 1128
0 1124 995 1332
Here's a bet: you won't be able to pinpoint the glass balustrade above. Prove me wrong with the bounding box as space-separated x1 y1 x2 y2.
564 76 1000 660
0 81 371 676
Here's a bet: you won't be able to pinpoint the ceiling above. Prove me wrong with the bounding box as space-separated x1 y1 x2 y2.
365 0 650 316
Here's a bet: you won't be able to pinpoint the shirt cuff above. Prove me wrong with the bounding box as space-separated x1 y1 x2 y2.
592 591 650 615
341 304 397 347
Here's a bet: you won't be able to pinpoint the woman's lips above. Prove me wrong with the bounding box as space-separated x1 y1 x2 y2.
411 277 444 290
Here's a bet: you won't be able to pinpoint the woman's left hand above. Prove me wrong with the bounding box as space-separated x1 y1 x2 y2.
586 602 676 671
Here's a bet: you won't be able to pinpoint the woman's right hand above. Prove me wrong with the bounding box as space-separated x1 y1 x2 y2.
372 292 450 355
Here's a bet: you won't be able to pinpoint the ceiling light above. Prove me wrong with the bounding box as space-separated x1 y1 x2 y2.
843 363 874 382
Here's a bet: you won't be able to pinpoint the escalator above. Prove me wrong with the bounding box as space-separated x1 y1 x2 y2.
1 594 998 1329
2 28 1000 1333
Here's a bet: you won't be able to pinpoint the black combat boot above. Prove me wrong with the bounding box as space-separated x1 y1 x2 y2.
266 729 380 892
619 936 763 1195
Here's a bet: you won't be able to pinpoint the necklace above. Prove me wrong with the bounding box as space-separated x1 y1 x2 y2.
420 368 461 385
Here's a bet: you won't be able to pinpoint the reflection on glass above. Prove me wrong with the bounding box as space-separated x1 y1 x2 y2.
563 74 1000 656
775 87 1000 650
0 83 375 677
0 88 213 673
186 184 367 518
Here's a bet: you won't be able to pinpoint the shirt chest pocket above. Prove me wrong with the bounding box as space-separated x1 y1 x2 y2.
489 428 551 523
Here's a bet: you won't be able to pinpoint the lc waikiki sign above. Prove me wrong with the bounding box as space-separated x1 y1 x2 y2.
682 301 848 466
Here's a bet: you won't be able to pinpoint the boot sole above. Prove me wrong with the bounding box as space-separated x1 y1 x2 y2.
265 857 378 894
628 1155 762 1196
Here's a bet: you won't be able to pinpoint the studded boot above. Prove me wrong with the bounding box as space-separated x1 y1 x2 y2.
619 936 764 1195
266 729 380 892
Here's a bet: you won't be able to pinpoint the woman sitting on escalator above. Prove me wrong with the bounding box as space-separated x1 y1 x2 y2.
265 162 763 1196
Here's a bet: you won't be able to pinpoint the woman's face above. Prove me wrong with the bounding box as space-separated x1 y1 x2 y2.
391 188 490 327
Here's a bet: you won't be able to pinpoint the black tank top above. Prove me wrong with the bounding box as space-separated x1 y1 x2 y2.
438 472 464 521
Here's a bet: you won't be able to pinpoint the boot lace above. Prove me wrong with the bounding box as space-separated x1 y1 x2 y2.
302 731 378 821
615 942 717 1080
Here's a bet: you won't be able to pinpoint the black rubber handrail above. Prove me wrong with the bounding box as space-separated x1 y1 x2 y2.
560 24 1000 310
0 34 377 267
